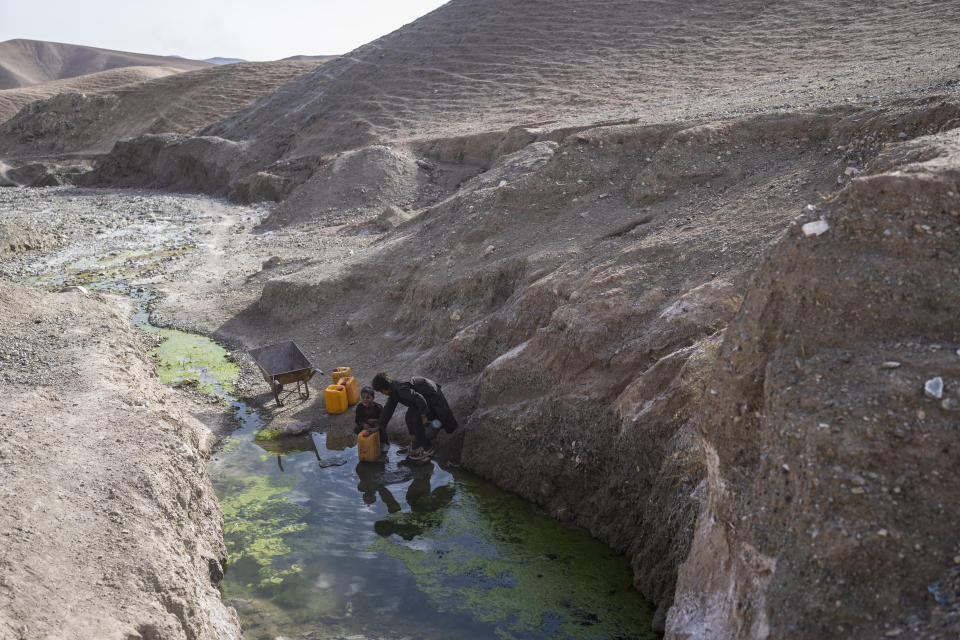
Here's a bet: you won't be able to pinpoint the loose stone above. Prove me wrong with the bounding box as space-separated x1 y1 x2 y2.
802 219 829 236
923 376 944 399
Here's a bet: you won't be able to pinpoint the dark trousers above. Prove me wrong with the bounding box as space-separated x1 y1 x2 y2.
404 407 429 448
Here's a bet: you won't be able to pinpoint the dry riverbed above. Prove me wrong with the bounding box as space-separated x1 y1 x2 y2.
0 186 336 640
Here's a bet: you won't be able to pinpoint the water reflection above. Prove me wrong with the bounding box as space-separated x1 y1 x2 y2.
355 459 401 512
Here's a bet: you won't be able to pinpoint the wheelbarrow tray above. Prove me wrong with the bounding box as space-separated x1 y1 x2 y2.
248 341 318 406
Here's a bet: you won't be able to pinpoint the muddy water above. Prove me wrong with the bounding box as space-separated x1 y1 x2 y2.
18 214 657 640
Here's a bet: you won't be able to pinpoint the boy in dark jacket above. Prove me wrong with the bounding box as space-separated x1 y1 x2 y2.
371 372 458 461
354 386 388 452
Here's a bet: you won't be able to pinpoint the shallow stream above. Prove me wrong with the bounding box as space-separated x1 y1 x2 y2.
19 212 657 640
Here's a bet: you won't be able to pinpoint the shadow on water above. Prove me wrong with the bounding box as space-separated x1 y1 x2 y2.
23 242 657 640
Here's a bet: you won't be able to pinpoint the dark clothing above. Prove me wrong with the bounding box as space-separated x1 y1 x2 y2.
379 376 459 448
354 401 388 445
354 401 382 429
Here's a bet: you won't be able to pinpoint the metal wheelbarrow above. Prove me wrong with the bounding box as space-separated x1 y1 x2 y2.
248 341 322 407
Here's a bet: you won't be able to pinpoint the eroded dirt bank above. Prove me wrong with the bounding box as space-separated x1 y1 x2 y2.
0 280 239 639
153 95 960 637
4 91 960 639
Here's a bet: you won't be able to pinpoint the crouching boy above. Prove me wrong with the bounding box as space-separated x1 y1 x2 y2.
354 385 389 453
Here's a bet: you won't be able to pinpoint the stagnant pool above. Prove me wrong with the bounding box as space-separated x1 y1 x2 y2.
211 421 657 640
21 231 657 640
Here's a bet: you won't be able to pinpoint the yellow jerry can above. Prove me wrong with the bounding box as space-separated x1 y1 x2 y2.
332 367 353 384
357 429 381 462
341 376 360 405
325 384 348 414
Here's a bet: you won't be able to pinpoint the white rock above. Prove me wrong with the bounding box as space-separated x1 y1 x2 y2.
881 361 901 369
802 219 830 237
61 285 89 295
844 166 859 177
924 377 944 399
281 421 311 436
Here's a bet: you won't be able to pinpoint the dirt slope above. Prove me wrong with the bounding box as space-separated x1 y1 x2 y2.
670 123 960 639
0 60 325 162
0 38 210 89
0 281 240 640
202 0 957 159
87 0 960 212
140 90 959 636
0 65 181 125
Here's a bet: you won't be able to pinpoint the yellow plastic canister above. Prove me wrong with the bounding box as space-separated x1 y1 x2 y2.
341 376 360 405
332 367 353 384
325 384 348 414
357 429 381 462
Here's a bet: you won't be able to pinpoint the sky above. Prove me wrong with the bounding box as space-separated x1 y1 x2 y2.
0 0 449 61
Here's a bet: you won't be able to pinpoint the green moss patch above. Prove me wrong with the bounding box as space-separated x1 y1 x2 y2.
372 476 657 639
31 245 191 291
219 475 307 590
147 328 239 397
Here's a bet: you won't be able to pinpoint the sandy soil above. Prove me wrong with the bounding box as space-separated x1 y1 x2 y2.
0 39 210 90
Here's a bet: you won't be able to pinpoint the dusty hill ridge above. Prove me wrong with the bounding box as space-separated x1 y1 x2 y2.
81 0 960 215
0 38 211 90
201 0 960 162
0 65 181 125
0 60 325 176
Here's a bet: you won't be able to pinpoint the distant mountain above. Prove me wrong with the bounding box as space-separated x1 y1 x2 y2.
204 57 247 65
281 55 337 62
0 39 211 90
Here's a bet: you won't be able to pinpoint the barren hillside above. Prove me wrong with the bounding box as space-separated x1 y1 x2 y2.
206 0 958 156
0 60 326 171
0 38 210 89
0 65 180 125
86 0 960 211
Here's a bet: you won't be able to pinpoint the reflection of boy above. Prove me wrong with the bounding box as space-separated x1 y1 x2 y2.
354 385 389 449
355 461 401 512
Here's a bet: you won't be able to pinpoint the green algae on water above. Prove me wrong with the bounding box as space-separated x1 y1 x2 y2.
372 475 657 640
219 475 306 589
148 328 239 397
30 245 191 291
